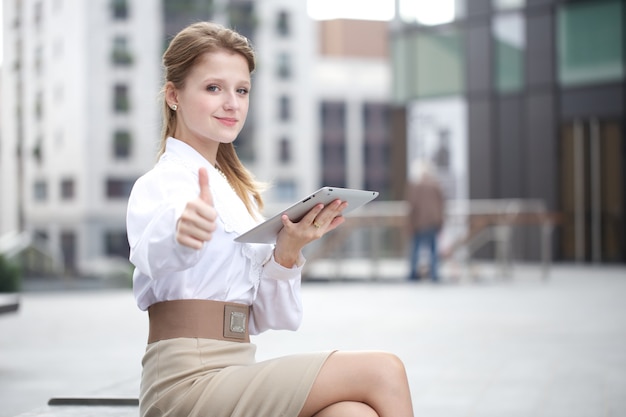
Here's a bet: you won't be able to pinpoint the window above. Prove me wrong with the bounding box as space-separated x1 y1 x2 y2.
412 29 464 98
35 91 43 119
114 84 130 113
279 95 291 121
111 0 129 20
277 11 290 36
105 230 130 258
320 101 347 187
557 0 624 86
113 130 132 158
34 180 47 202
277 52 291 79
60 231 77 274
34 1 43 28
60 178 74 200
279 137 291 163
493 13 525 92
106 178 134 199
34 45 43 74
111 36 133 66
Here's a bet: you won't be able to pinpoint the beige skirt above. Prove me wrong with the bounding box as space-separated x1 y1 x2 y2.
140 337 332 417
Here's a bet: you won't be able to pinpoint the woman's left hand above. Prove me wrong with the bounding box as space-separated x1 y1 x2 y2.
273 199 349 268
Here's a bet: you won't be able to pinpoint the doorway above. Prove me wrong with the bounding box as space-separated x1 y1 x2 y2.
560 119 624 263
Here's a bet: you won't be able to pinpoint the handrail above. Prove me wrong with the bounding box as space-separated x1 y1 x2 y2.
300 199 559 281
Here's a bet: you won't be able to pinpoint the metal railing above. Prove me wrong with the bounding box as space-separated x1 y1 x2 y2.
299 199 558 281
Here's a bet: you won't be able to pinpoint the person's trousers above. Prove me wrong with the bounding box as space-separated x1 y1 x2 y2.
409 227 440 282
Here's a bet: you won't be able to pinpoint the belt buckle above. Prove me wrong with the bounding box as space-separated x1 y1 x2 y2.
223 304 248 340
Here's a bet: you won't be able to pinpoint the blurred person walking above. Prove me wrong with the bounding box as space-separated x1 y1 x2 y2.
405 159 446 282
126 22 414 417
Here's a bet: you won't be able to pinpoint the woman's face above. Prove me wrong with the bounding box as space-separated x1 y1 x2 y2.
168 49 251 163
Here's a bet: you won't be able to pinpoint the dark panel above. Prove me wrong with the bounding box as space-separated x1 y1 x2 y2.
561 84 625 119
390 106 407 201
527 0 555 6
526 11 555 88
496 96 524 198
525 92 557 210
466 0 492 16
465 24 493 96
468 99 494 198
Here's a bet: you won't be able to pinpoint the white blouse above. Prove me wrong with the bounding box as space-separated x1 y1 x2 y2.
126 138 304 335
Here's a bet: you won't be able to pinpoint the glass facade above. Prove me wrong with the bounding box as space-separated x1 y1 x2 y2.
413 29 464 98
557 0 624 86
493 13 525 93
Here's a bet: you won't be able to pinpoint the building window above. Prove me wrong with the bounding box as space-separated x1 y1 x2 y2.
279 95 291 121
277 11 290 36
279 137 291 163
60 178 74 200
34 180 48 202
557 0 624 87
105 230 130 258
113 130 132 158
34 1 43 28
35 91 44 120
106 178 134 199
33 137 43 164
493 13 525 93
363 103 391 198
34 45 43 74
60 231 77 274
111 36 133 66
320 101 347 188
111 0 129 20
412 28 464 98
114 84 130 113
277 52 291 79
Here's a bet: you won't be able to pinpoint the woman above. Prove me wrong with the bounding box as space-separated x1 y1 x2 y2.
126 22 414 417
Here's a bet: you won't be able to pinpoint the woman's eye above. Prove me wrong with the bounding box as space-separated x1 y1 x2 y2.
237 88 249 95
207 85 219 92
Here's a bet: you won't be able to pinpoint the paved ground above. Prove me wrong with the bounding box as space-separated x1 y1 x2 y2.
1 263 625 417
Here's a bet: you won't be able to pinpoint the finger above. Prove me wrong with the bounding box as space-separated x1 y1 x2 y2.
198 167 213 206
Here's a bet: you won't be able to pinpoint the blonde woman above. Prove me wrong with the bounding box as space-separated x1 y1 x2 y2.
126 22 414 417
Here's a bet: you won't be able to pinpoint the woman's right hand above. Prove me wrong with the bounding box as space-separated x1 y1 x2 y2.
273 199 349 268
175 167 217 249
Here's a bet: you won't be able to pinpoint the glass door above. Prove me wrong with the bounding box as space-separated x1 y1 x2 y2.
560 119 624 263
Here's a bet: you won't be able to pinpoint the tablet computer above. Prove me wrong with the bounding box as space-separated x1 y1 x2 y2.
234 187 379 244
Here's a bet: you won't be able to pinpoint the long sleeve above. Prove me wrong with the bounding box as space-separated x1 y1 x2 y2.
127 167 204 278
248 253 305 334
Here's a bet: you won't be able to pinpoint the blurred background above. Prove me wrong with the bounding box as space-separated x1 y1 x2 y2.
0 2 625 417
0 0 624 285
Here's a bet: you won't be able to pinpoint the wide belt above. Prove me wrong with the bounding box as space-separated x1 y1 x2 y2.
147 299 250 344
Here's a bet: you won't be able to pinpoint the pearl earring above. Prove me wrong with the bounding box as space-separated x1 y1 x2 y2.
170 104 178 111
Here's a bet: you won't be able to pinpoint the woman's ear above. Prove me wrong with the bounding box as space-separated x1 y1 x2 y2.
165 82 178 107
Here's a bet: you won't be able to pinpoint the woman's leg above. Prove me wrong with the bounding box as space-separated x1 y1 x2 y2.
313 401 378 417
298 351 414 417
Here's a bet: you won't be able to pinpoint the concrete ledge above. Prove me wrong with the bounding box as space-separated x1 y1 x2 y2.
0 293 20 314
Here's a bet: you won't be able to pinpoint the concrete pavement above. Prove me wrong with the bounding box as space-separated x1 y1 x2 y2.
1 263 625 417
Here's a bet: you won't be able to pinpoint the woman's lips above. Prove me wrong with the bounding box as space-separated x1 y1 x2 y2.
216 117 237 127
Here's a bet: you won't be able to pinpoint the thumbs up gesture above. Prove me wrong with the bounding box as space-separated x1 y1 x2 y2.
175 167 217 249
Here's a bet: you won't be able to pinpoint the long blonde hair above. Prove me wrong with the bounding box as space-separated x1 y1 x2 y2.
158 21 264 214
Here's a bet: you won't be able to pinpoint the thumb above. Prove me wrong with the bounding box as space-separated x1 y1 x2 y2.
198 167 213 205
